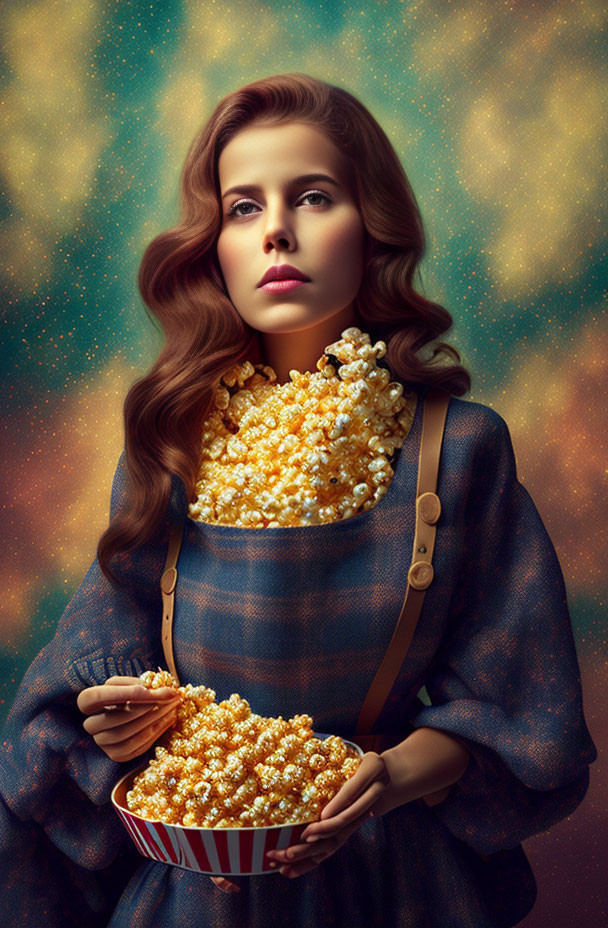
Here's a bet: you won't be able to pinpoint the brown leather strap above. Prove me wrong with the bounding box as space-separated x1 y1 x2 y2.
159 385 451 747
352 386 451 753
161 521 184 684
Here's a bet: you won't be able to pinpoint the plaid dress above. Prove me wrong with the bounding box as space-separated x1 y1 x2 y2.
0 383 597 927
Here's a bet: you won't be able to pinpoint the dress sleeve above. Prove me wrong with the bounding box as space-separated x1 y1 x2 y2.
408 408 598 857
0 451 175 926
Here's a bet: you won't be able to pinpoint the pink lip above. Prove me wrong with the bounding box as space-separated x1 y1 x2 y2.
260 279 308 293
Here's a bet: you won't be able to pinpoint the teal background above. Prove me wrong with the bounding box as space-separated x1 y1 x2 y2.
1 1 605 923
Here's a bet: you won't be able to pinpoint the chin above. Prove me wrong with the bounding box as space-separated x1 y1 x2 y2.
249 308 328 332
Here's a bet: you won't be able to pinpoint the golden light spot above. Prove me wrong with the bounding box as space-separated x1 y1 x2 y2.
2 359 136 648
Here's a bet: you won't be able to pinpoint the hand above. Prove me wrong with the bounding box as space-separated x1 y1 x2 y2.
77 675 181 762
265 752 391 879
78 677 241 893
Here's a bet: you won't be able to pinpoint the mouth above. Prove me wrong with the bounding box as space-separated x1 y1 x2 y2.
257 264 310 288
259 278 308 293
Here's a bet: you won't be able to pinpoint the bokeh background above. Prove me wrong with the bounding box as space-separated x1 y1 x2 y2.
1 0 606 923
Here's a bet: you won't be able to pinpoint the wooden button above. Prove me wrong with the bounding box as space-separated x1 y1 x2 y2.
417 492 441 524
408 561 434 590
160 567 177 594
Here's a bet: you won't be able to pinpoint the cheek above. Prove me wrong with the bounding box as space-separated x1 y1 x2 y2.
215 234 246 309
321 218 365 288
216 231 242 287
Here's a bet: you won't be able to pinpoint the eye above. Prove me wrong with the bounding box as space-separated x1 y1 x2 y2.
226 199 259 218
225 189 332 219
299 190 332 207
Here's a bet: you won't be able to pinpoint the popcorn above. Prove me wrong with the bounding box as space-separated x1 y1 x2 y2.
188 327 417 528
125 669 361 829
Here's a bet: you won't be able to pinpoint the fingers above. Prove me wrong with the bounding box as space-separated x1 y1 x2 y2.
210 876 240 893
83 701 152 734
277 854 324 879
271 839 330 879
77 681 178 716
322 752 382 808
83 696 179 739
315 753 387 829
274 806 374 879
317 781 383 834
104 676 144 684
86 701 180 762
91 699 179 747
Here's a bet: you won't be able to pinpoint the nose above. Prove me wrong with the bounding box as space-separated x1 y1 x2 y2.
262 200 296 254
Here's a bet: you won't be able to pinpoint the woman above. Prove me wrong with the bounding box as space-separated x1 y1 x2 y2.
0 73 597 927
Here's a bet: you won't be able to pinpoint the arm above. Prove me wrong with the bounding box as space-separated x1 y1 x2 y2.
0 450 179 926
374 727 471 816
392 408 597 856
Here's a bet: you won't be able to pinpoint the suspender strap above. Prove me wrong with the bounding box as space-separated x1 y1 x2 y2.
352 386 451 753
159 385 451 745
161 521 184 684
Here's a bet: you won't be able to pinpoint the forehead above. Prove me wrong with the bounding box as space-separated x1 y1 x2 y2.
217 121 347 188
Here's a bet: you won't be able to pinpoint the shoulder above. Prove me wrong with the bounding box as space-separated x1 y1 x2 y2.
444 393 509 440
439 391 517 480
416 388 517 475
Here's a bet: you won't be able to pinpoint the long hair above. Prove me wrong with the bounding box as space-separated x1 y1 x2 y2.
98 72 471 587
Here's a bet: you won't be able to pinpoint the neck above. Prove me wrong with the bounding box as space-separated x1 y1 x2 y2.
254 303 363 384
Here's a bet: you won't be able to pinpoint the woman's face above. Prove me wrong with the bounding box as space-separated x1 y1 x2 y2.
215 120 366 337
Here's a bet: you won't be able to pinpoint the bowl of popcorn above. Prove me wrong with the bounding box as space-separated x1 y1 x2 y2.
111 670 363 876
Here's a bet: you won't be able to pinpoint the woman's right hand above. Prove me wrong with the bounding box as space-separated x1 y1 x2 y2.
77 675 181 762
78 677 241 893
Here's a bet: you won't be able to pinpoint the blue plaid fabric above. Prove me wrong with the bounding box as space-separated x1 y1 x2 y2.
0 382 597 927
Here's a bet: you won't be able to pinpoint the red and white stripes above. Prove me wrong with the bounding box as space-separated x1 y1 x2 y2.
110 733 362 876
114 800 302 875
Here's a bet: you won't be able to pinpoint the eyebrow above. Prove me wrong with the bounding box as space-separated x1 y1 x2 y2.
221 173 341 200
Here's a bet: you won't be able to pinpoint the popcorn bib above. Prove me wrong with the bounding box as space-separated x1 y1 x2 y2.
188 327 417 528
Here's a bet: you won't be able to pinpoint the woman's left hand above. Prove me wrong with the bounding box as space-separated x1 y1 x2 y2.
265 752 391 879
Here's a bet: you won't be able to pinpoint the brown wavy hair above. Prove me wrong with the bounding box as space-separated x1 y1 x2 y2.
98 71 471 587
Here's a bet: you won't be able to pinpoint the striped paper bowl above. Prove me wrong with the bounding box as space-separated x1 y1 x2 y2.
111 732 363 876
